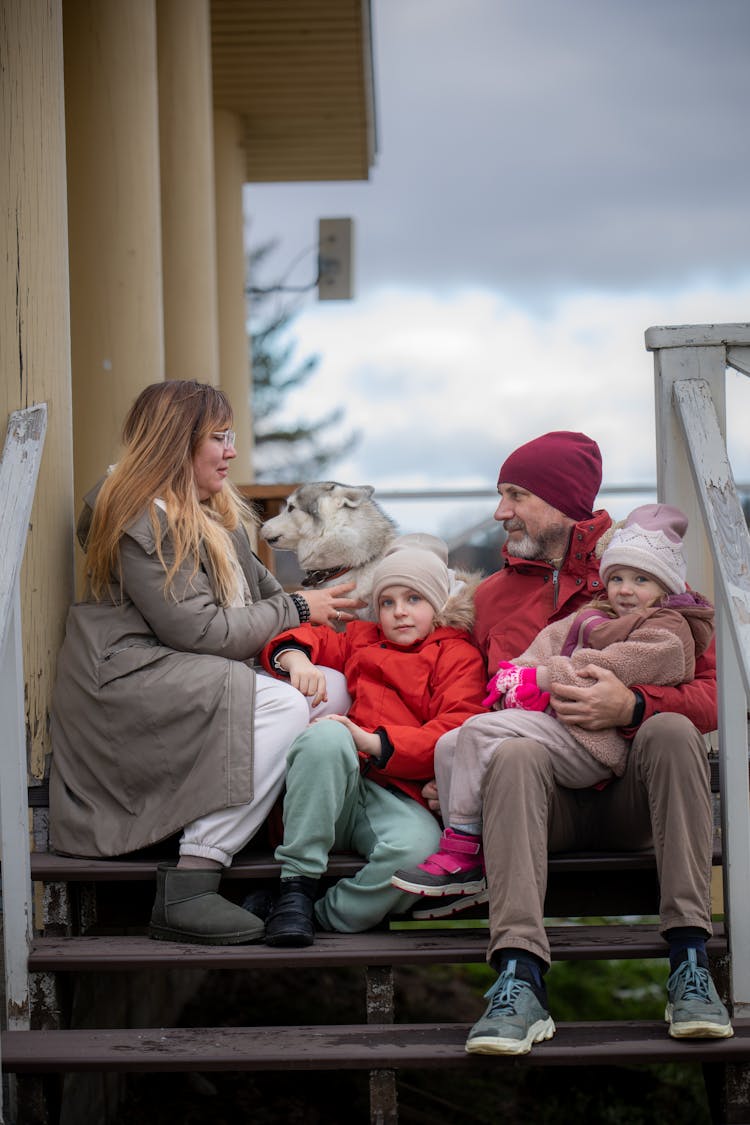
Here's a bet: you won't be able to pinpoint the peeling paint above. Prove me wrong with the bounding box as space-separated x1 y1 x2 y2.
7 996 29 1021
43 881 72 930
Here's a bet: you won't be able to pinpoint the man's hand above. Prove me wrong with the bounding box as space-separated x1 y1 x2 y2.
421 779 441 815
551 665 636 730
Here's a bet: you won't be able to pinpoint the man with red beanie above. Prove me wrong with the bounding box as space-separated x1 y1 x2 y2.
420 431 728 1055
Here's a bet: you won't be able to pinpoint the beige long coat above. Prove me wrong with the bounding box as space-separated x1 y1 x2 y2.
49 493 301 858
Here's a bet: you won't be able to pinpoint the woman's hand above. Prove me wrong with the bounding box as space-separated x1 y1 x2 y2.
315 714 381 757
301 581 368 626
276 650 328 707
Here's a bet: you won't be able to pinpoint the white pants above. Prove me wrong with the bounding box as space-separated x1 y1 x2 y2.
179 668 351 866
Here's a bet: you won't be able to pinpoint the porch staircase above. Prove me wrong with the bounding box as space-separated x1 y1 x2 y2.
4 323 750 1124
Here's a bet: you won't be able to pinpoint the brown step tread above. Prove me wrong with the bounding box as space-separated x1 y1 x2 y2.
31 847 689 883
3 1019 749 1073
29 923 727 971
30 851 364 882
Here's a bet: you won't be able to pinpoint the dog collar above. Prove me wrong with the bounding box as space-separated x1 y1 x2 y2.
300 566 351 588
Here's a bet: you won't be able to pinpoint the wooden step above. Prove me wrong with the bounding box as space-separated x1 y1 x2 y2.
30 850 363 882
31 847 680 883
29 922 728 972
33 846 715 921
34 845 722 920
4 1019 750 1073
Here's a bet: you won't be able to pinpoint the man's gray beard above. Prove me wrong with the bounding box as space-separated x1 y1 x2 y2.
505 522 572 563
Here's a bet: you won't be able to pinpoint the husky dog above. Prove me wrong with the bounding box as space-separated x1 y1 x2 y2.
260 482 398 615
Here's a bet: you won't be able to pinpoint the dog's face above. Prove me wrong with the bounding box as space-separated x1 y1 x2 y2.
260 495 319 553
260 481 396 573
261 482 382 570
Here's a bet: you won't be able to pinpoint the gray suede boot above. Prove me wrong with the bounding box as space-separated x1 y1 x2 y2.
149 863 265 945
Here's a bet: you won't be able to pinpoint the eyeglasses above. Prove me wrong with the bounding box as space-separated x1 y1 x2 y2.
212 430 236 449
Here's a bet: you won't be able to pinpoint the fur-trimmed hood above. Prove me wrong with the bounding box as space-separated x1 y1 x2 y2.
434 568 483 632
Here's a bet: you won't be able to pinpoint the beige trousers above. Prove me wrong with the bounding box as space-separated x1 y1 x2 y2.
438 709 613 832
437 712 713 967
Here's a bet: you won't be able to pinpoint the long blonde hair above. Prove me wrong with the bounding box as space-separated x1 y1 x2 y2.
86 381 256 604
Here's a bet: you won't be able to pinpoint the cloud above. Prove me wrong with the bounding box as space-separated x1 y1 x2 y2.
268 281 750 495
245 0 750 299
263 276 750 544
242 0 750 539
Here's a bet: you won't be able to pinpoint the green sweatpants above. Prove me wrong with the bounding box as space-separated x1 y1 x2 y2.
275 719 441 933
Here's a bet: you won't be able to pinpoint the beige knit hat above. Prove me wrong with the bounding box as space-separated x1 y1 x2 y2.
599 503 688 595
371 541 451 612
384 532 449 563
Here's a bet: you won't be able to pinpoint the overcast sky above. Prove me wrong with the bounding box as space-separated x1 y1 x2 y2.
243 0 750 540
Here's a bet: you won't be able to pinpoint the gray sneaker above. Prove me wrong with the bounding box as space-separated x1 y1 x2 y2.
465 960 556 1056
665 949 734 1039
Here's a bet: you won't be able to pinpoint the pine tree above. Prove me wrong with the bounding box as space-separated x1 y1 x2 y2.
247 241 359 482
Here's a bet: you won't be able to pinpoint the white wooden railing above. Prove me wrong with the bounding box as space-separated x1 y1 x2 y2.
648 323 750 1018
0 404 47 1120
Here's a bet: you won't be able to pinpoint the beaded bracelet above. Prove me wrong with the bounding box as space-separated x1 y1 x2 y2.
290 592 311 624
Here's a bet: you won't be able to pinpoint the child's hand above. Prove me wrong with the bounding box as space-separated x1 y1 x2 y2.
504 681 551 713
482 661 529 707
277 650 328 707
315 714 381 758
483 661 550 713
421 779 441 815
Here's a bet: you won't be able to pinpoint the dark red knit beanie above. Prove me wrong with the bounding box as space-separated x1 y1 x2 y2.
497 431 603 522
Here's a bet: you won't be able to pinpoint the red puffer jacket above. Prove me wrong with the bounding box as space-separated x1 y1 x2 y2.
474 509 717 735
261 621 487 807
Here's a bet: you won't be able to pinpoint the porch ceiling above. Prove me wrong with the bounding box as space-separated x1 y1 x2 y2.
210 0 376 183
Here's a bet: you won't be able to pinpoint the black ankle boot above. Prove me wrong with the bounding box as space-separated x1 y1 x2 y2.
264 876 319 947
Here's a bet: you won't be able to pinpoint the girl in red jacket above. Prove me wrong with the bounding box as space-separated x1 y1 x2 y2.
258 538 487 946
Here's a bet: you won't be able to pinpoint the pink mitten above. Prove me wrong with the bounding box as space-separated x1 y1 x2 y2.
503 681 551 712
483 661 539 709
483 661 521 707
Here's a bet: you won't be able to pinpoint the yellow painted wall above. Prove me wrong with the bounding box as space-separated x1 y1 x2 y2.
214 109 254 482
64 0 165 507
157 0 220 385
1 0 74 779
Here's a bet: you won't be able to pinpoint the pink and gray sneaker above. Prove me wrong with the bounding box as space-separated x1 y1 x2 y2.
391 828 485 897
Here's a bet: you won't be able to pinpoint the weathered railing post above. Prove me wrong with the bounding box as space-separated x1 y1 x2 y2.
646 324 750 1021
0 404 48 1121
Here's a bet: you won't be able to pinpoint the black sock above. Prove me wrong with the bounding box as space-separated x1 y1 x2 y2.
491 947 546 989
666 927 708 972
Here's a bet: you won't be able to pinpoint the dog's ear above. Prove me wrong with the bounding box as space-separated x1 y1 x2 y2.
337 485 375 509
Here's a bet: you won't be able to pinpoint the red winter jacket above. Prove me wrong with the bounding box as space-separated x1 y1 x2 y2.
474 509 717 735
262 621 487 807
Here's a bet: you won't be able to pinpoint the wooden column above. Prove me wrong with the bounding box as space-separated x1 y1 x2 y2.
214 109 254 483
157 0 220 385
64 0 165 505
0 0 74 780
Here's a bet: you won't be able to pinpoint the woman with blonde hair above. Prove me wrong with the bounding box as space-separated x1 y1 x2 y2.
50 380 362 945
